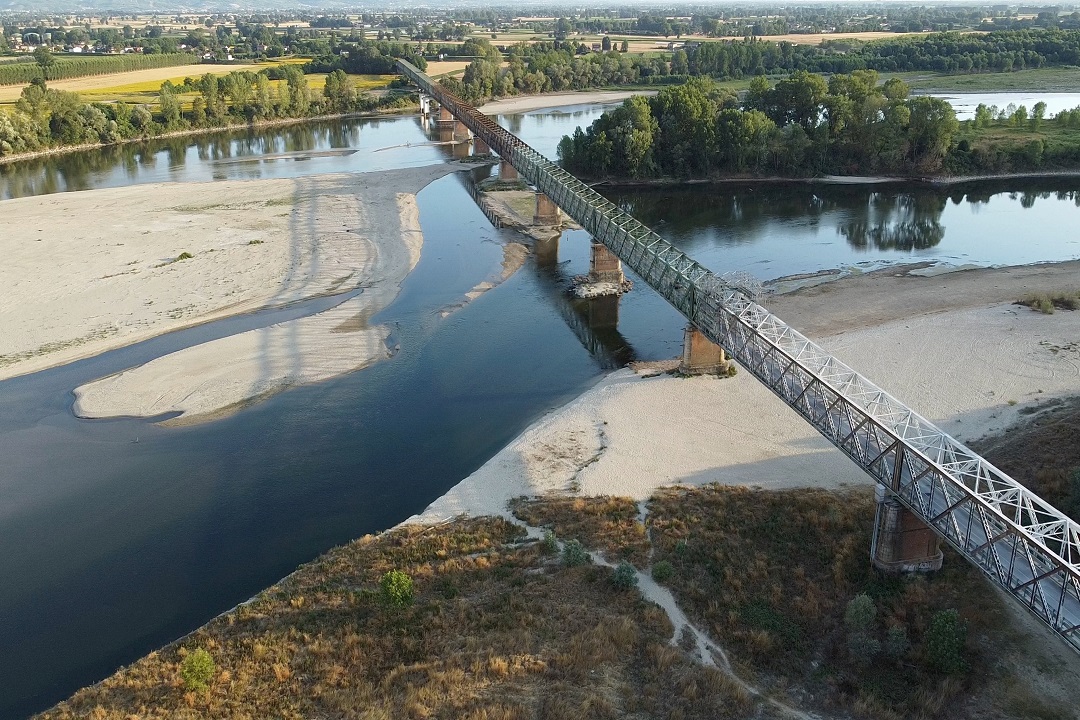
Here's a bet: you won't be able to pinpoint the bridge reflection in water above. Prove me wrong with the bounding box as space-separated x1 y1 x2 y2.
400 59 1080 655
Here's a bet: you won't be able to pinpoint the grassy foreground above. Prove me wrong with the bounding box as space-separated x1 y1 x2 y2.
39 477 1078 719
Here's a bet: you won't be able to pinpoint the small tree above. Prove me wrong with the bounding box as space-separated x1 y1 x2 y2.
844 593 876 632
844 594 879 667
179 648 215 691
562 539 589 567
925 609 967 674
884 625 911 661
613 561 637 589
620 39 629 52
380 570 414 608
651 559 674 583
33 46 55 71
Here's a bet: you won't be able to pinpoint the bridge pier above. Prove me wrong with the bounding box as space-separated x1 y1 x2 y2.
499 159 519 181
534 192 560 225
438 105 455 124
473 137 490 155
419 94 435 117
871 487 944 573
453 119 471 141
589 242 624 283
680 325 728 375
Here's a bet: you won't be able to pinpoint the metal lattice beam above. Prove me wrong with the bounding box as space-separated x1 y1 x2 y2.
399 60 1080 652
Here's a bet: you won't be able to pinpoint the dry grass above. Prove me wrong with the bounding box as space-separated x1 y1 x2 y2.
647 485 1016 719
971 396 1080 518
424 60 475 78
37 516 758 720
510 496 651 567
1016 289 1080 314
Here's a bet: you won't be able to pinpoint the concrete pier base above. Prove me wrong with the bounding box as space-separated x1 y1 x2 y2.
473 137 490 155
419 94 435 117
534 192 560 225
453 119 471 141
871 487 944 573
499 159 519 181
589 242 623 283
680 326 727 375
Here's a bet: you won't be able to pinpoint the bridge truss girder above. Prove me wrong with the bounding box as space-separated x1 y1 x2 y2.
398 60 1080 651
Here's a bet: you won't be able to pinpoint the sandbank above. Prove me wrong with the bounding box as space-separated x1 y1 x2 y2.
407 262 1080 525
2 164 461 421
478 90 656 116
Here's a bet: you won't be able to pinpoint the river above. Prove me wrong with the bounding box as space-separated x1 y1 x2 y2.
1 98 1079 719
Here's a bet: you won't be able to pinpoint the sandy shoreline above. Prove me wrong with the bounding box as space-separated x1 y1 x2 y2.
478 90 657 115
2 163 462 422
407 262 1080 526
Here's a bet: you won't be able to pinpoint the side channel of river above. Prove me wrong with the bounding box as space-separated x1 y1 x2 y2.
1 97 1079 719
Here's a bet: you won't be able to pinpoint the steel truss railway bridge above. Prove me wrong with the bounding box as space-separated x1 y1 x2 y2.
398 59 1080 653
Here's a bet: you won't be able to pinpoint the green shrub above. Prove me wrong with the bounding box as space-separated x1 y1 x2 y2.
844 593 876 632
541 529 558 555
562 539 590 567
176 251 194 261
613 560 638 589
651 559 674 583
926 608 967 674
379 570 414 608
847 631 880 668
884 624 911 661
179 648 215 691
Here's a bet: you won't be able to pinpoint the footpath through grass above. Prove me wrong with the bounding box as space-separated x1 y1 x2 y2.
37 483 1078 720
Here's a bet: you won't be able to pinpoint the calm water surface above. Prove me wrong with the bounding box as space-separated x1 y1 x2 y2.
1 102 1079 719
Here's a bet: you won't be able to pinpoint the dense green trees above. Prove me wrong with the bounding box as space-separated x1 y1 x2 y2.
559 70 962 177
0 67 410 159
685 29 1080 79
0 53 197 86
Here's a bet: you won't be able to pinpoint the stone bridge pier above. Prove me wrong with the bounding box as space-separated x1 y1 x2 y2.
871 486 944 572
499 159 519 180
589 242 624 284
534 192 560 225
680 326 727 375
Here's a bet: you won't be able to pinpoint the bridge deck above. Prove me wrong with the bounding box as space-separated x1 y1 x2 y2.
398 59 1080 653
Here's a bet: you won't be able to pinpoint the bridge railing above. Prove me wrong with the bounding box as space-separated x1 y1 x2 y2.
399 59 1080 652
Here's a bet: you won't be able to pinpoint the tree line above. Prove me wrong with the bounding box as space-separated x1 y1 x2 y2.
0 67 409 158
557 71 962 177
686 29 1080 78
0 52 197 86
559 70 1080 179
441 39 681 104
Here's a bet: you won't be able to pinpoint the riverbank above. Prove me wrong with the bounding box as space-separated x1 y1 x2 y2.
407 259 1080 525
1 163 463 423
0 107 416 167
592 168 1080 189
478 89 658 115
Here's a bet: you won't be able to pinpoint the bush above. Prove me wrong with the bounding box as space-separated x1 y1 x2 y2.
613 560 638 589
541 529 558 555
884 624 911 661
926 608 967 674
562 539 590 567
176 251 194 261
379 569 414 608
844 593 876 632
847 631 880 668
179 648 215 691
651 559 674 583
